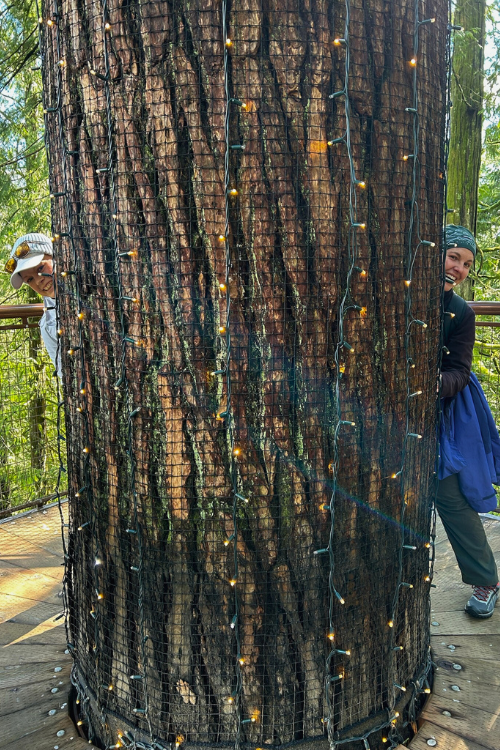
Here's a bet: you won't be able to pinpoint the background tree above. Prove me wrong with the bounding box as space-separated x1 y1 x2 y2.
42 0 445 748
447 0 486 299
0 0 58 510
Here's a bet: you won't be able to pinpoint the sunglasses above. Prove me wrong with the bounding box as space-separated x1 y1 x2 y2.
4 242 32 274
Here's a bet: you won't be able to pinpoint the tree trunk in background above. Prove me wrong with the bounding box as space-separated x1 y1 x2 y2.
447 0 486 299
41 1 446 748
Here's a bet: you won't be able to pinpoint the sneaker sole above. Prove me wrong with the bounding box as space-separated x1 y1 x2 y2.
464 605 494 619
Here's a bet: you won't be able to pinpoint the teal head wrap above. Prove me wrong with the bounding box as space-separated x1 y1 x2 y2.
445 224 477 258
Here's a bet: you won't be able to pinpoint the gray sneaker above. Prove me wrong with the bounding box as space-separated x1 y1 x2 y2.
465 583 500 619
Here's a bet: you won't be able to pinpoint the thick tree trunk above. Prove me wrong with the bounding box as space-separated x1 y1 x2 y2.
447 0 485 299
41 1 446 748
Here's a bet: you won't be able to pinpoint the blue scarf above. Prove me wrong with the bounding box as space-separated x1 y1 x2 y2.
439 372 500 512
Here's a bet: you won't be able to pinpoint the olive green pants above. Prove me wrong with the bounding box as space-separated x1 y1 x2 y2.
436 474 498 586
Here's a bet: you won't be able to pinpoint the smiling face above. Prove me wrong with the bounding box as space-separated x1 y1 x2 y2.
444 246 474 292
19 254 55 298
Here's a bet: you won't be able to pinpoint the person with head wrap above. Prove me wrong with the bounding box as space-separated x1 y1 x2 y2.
3 233 61 377
436 225 499 618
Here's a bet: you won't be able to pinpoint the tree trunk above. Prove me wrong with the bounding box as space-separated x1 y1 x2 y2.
41 1 447 748
447 0 486 299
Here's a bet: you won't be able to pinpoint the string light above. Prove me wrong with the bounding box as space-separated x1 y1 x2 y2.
409 57 417 66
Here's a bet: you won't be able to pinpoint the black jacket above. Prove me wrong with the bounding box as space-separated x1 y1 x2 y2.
441 289 475 399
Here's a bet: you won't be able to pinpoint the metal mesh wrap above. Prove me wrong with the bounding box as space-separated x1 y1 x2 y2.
40 0 447 747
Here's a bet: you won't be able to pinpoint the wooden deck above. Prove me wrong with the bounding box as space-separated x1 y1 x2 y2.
410 514 500 750
0 503 89 749
1 503 499 750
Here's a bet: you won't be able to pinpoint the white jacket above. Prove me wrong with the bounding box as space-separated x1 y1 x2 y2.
40 297 62 377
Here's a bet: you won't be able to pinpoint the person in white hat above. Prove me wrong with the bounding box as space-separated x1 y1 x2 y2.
4 233 61 377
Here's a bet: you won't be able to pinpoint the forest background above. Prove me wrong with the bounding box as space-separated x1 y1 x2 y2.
0 0 499 511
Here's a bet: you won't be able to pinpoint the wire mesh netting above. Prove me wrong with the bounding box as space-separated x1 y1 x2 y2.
40 0 448 747
0 311 65 512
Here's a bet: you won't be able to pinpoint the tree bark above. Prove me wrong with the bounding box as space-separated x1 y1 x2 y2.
41 0 447 747
447 0 486 299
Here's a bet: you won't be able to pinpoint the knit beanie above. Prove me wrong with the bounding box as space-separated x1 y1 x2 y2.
445 224 477 258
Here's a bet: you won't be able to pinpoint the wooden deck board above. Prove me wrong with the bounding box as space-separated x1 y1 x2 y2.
431 636 500 661
411 722 493 750
419 695 499 749
432 652 500 687
0 504 89 750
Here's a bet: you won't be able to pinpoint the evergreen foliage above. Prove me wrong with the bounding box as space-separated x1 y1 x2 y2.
0 0 61 510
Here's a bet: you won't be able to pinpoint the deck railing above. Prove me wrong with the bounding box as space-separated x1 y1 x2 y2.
0 301 499 516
